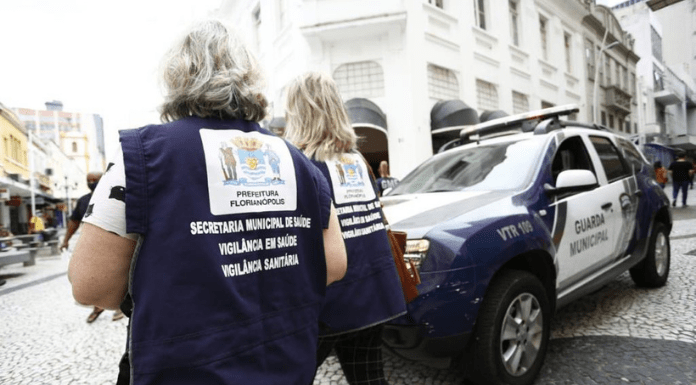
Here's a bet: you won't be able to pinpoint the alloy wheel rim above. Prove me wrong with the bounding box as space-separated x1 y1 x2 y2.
500 293 543 377
654 232 668 277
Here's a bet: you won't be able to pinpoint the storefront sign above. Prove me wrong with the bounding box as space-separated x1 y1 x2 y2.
0 188 9 201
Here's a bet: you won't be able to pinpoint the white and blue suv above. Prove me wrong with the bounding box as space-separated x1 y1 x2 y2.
381 105 672 385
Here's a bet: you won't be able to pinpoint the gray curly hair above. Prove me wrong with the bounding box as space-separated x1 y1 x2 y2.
160 19 268 122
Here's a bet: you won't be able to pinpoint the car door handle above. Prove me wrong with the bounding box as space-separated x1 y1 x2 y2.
601 202 612 210
634 190 643 197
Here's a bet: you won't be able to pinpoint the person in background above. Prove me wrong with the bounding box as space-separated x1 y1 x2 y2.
668 152 695 207
284 71 406 385
654 161 668 189
60 171 124 323
67 20 346 385
28 213 45 237
376 160 399 196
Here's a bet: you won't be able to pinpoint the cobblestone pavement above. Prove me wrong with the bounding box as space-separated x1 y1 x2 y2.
2 207 696 385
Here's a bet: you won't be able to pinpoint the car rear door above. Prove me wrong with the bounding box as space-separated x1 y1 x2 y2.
587 135 637 260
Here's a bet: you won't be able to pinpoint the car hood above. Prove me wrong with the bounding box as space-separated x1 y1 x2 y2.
381 190 513 238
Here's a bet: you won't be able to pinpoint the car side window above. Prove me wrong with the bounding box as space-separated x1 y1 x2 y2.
616 138 645 173
552 136 595 184
589 136 631 182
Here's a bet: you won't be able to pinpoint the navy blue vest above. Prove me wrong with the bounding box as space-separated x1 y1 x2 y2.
313 155 406 336
120 117 331 384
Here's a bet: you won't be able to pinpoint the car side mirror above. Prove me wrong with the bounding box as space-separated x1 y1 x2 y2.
544 169 598 195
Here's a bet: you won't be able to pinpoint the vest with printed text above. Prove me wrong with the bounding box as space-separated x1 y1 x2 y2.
120 117 331 385
313 155 406 336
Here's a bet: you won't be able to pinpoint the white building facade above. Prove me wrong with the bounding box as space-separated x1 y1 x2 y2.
221 0 642 177
613 0 696 152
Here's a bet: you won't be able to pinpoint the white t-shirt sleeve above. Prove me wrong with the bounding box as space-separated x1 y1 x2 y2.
83 144 139 241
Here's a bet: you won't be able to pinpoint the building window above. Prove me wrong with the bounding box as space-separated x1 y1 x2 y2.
539 16 548 61
651 26 662 62
630 72 636 96
601 111 607 126
597 47 604 86
653 64 663 91
512 91 529 114
476 79 498 111
564 32 572 73
277 0 288 30
428 0 444 8
334 61 385 99
509 1 520 46
585 38 595 80
622 66 628 91
474 0 486 30
605 54 611 86
252 5 261 52
626 120 631 133
72 141 78 153
614 61 620 88
609 114 615 129
428 64 460 100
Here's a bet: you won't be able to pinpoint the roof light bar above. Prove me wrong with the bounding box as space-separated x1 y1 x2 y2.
460 104 579 142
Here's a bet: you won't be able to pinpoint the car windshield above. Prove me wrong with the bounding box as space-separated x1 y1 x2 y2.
389 137 545 195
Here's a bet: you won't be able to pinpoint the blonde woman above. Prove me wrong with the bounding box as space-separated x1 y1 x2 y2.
68 21 346 385
285 72 406 385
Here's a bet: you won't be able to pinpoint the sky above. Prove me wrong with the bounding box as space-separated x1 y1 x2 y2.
0 0 222 160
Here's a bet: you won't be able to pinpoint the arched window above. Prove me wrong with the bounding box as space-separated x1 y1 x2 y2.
476 79 498 111
333 61 385 99
428 64 459 101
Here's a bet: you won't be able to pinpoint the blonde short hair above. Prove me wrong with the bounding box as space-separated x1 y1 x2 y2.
284 72 357 162
160 20 267 122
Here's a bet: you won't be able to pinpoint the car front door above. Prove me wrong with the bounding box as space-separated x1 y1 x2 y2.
549 134 624 291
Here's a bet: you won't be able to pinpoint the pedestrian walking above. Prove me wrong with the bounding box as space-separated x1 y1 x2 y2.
376 160 399 196
284 72 407 385
67 20 346 385
654 161 668 189
668 152 695 207
60 171 124 323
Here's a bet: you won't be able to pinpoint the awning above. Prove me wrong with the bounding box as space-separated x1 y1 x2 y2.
345 98 387 134
430 100 479 133
479 110 509 123
668 135 696 151
430 100 479 153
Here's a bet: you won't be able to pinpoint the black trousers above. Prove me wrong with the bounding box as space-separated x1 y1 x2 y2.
315 324 389 385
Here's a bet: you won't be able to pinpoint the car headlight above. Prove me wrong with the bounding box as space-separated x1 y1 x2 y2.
405 239 430 271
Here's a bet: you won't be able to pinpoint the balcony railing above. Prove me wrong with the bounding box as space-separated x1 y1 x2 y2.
605 85 632 115
654 66 685 106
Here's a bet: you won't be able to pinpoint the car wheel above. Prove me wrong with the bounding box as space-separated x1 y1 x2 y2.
629 222 670 288
465 270 550 385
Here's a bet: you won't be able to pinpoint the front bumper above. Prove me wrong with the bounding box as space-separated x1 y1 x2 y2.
382 322 471 364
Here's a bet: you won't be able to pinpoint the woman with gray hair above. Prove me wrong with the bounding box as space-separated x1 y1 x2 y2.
68 20 347 385
284 72 406 385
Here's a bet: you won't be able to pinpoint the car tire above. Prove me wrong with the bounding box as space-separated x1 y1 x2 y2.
465 270 550 385
629 222 670 288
